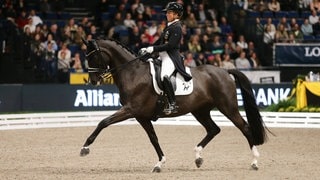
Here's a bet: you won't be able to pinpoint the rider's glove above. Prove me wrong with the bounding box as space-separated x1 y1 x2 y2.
145 46 154 54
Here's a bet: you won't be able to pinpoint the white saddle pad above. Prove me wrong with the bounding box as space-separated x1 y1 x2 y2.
148 60 193 96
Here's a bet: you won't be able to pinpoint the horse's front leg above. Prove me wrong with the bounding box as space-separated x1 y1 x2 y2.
80 107 133 156
137 119 165 173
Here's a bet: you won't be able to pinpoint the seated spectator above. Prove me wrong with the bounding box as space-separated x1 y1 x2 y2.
57 43 71 61
225 35 236 52
24 17 36 34
71 52 84 73
248 52 260 68
211 35 223 54
309 9 319 25
275 24 289 42
235 51 251 69
195 53 209 66
236 34 248 50
291 24 304 42
211 19 221 36
188 35 202 54
263 24 276 45
123 13 137 29
219 16 233 39
310 0 320 12
42 42 57 81
74 25 87 46
264 18 276 34
220 53 236 69
184 13 198 29
199 34 212 53
277 17 291 32
28 9 43 27
268 0 281 13
43 33 58 52
15 9 28 29
184 52 197 68
194 3 214 23
301 18 314 36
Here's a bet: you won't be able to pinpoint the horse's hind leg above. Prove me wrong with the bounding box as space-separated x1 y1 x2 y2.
219 107 260 170
191 110 221 168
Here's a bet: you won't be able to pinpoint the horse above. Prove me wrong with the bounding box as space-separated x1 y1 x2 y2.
79 38 267 172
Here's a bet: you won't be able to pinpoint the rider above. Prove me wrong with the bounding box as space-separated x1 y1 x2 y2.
140 1 192 114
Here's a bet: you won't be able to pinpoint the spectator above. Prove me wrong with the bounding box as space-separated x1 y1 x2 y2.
74 25 87 46
263 24 276 45
42 33 58 51
291 24 304 42
200 34 212 53
277 17 291 32
184 13 198 29
123 13 137 29
57 51 71 83
219 16 233 39
131 0 145 16
236 34 248 50
184 52 197 68
220 53 236 69
42 41 57 81
14 0 27 14
268 0 281 13
188 34 202 54
309 9 319 25
254 17 264 40
301 18 314 36
310 0 320 12
194 3 214 23
235 51 251 69
49 23 62 46
275 24 289 42
248 52 260 68
15 9 28 29
71 52 84 73
211 35 223 53
225 35 236 52
264 18 276 34
211 19 221 36
24 17 36 34
30 33 45 74
57 43 71 61
195 52 209 65
28 9 43 27
39 0 51 18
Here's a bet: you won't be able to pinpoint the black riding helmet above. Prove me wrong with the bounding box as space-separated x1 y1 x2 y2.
162 2 183 17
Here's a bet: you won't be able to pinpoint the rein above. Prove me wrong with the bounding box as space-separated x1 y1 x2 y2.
86 42 149 78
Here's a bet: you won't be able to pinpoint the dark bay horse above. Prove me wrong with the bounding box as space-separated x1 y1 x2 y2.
80 39 267 172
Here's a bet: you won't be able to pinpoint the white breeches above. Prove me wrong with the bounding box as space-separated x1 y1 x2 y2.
159 52 175 81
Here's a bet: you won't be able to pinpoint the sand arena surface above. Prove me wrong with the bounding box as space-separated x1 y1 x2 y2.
0 125 319 180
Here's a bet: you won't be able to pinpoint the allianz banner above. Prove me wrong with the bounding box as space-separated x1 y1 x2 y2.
274 43 320 66
0 84 292 112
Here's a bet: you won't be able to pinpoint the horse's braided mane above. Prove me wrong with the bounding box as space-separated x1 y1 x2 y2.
107 38 138 57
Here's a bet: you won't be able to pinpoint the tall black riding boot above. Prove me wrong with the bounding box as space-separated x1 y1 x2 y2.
162 76 178 114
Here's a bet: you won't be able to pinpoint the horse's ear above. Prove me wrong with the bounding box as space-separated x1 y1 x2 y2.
82 37 88 46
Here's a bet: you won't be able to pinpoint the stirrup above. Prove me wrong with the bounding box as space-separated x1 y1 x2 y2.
163 104 178 115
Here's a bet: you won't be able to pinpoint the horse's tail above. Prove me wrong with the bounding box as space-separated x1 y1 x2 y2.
227 69 267 145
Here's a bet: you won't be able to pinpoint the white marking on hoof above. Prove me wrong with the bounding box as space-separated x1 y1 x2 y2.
152 156 166 173
194 146 203 159
251 146 260 170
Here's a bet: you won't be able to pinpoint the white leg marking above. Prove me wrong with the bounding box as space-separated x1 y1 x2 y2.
194 146 203 159
251 145 260 166
154 156 166 168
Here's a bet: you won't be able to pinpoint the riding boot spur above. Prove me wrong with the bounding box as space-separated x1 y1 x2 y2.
162 76 178 114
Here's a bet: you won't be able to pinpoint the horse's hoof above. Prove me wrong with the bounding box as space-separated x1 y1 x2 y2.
195 157 203 168
251 163 259 170
80 147 90 156
152 166 161 173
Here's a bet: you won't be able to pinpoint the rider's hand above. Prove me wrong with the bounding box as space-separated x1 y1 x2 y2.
146 46 154 53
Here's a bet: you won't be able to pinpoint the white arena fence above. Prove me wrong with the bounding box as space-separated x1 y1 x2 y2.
0 111 320 130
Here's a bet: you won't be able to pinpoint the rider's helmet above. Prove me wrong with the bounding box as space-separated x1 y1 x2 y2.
162 2 184 17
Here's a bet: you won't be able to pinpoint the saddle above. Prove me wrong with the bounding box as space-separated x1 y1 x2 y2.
148 59 193 96
147 58 193 121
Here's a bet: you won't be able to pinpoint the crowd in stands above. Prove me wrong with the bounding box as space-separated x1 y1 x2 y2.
1 0 320 84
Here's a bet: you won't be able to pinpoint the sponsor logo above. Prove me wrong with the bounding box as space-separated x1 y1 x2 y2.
305 47 320 57
237 87 291 106
74 89 121 107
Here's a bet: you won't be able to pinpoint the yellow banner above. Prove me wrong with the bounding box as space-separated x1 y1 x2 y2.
69 73 89 84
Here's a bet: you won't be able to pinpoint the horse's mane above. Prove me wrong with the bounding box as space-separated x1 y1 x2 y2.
105 38 138 57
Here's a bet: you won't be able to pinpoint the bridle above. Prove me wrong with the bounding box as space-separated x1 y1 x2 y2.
85 40 150 83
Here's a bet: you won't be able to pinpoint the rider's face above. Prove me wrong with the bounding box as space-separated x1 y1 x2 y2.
166 10 178 22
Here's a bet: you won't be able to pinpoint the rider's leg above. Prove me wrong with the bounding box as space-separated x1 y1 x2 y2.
162 75 178 113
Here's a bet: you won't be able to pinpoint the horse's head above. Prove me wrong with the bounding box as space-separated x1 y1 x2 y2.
82 38 111 85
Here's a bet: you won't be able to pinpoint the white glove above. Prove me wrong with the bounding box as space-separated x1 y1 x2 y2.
145 46 154 53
